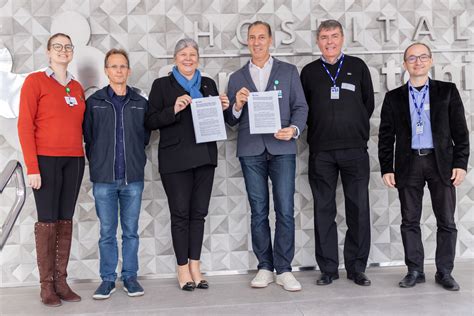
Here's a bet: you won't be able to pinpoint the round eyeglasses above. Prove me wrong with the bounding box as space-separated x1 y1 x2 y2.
405 54 431 64
50 43 74 52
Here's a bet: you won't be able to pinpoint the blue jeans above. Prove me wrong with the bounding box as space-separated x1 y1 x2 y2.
93 180 144 281
239 152 296 274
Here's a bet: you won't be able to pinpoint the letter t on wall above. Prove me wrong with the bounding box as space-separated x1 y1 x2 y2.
377 15 396 42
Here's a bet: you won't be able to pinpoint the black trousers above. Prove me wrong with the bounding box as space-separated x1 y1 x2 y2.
161 164 215 265
33 156 85 222
397 153 457 274
308 148 371 274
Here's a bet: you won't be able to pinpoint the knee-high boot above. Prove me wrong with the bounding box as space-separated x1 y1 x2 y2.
34 222 62 307
54 220 81 302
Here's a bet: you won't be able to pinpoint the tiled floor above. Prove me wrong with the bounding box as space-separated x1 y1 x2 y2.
1 261 473 315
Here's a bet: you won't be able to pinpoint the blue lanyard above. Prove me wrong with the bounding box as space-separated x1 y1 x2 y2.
321 54 345 87
409 84 428 122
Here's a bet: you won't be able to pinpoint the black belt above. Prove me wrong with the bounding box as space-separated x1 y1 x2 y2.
412 148 433 156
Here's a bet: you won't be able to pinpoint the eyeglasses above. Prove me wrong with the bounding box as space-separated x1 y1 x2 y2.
405 54 431 64
50 43 74 52
106 65 129 71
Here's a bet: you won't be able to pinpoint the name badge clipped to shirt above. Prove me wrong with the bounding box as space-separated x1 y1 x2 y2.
341 82 355 92
330 86 340 99
273 80 283 98
416 121 424 135
64 96 78 106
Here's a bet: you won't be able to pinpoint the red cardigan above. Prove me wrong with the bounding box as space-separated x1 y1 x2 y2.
18 71 85 175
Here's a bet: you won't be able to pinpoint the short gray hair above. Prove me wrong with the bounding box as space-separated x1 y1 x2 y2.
316 20 344 38
174 38 199 58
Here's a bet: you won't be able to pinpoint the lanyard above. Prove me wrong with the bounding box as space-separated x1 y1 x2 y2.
409 84 428 122
321 54 344 87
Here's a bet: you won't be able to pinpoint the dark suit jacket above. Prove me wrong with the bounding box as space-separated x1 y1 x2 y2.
145 74 218 174
378 79 469 187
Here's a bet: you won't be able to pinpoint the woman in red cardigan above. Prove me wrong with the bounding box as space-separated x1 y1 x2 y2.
18 33 85 307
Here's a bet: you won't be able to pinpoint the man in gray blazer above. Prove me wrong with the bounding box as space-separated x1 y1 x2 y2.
225 21 308 292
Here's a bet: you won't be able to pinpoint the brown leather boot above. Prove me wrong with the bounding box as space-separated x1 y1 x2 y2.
35 222 62 307
54 220 81 302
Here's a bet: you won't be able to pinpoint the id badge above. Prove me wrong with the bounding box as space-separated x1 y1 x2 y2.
330 86 340 100
416 121 424 134
64 96 78 106
277 90 282 99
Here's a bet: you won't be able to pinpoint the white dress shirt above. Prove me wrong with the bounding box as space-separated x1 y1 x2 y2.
232 56 273 118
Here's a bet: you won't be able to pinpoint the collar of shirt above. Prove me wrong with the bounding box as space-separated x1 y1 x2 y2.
107 85 129 100
45 67 74 85
249 56 273 70
407 79 429 94
320 52 343 65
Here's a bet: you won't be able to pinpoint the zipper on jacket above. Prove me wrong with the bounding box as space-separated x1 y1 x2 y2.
122 98 131 185
105 100 117 182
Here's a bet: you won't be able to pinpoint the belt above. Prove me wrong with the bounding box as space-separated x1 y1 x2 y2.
412 148 433 156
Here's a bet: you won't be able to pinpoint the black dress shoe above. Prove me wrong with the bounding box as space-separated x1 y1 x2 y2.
347 272 371 286
180 281 196 291
399 271 425 288
316 272 339 285
196 280 209 289
435 272 460 291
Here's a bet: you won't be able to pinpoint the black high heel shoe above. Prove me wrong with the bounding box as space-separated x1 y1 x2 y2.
180 281 196 291
196 280 209 289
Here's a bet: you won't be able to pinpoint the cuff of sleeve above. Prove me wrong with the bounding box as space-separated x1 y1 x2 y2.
232 104 242 119
380 168 394 176
27 164 40 175
290 125 300 139
452 163 468 171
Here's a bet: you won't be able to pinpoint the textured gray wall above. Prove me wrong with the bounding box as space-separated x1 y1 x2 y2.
0 0 473 286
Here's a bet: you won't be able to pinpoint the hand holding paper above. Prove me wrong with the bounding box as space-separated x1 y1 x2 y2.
174 94 192 114
274 127 295 141
219 94 230 110
235 87 250 112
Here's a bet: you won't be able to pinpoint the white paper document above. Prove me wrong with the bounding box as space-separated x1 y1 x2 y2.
247 90 281 134
190 96 227 143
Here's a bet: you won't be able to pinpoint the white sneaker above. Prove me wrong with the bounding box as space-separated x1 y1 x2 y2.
250 269 274 288
276 272 302 291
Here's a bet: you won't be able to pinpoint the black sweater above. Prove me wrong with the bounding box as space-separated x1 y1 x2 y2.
300 54 374 154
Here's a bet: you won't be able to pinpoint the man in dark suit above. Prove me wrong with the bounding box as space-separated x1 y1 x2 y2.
378 42 469 291
225 21 308 291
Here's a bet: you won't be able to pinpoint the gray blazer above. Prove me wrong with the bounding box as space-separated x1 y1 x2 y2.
225 58 308 157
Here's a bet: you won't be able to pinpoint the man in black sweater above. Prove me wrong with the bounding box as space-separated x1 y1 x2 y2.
300 19 374 287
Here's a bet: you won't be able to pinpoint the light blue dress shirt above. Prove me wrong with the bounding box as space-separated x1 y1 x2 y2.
408 81 433 149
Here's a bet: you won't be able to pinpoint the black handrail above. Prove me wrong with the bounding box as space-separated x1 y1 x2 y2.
0 160 26 250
